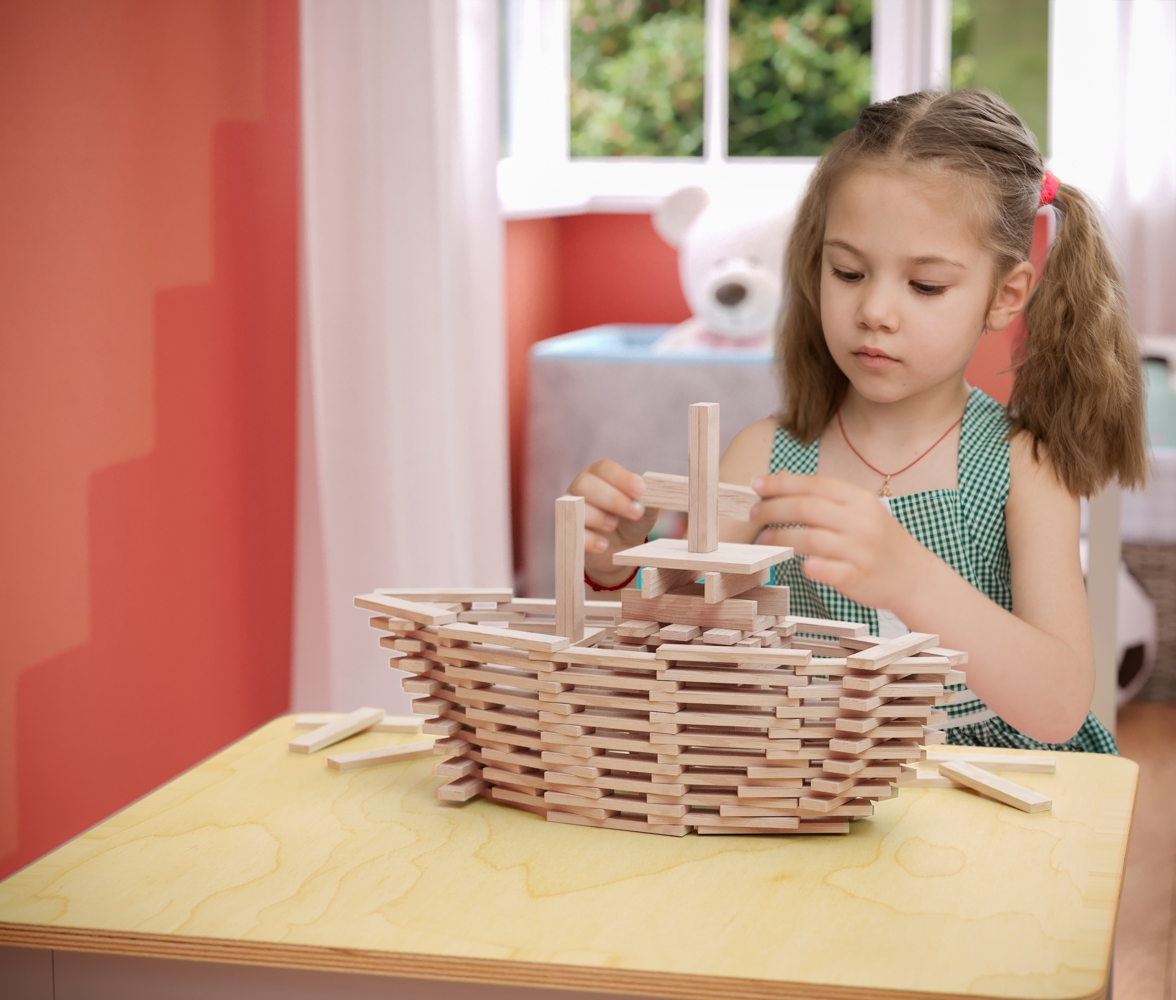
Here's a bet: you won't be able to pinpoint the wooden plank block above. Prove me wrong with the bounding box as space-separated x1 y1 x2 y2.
437 622 569 654
688 402 720 553
555 495 585 643
785 616 868 638
456 610 526 624
547 809 689 838
615 619 660 638
354 594 457 626
795 656 953 676
684 812 800 830
659 623 702 642
294 714 424 734
655 643 810 666
375 587 513 604
640 471 759 522
897 767 956 788
434 757 480 778
702 568 769 604
622 585 759 631
937 759 1052 813
700 627 742 645
533 647 661 671
846 632 940 671
613 537 793 575
287 707 385 753
326 742 435 771
639 567 698 599
926 752 1056 774
436 774 487 802
739 585 790 616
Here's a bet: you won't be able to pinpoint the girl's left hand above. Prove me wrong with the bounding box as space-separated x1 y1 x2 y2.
750 471 926 610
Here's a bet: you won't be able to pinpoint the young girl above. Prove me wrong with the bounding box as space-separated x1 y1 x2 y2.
569 90 1147 753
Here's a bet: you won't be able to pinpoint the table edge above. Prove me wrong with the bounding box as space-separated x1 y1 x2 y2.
0 923 1106 1000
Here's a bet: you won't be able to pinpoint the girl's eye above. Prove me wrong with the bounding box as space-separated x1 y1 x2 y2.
831 267 863 283
911 281 947 296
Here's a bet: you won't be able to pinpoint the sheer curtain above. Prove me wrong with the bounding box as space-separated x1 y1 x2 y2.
1052 0 1176 729
294 0 510 713
1052 0 1176 336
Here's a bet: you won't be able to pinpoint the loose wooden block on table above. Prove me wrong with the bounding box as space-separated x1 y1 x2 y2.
938 759 1054 813
286 707 385 753
326 741 435 771
295 713 424 733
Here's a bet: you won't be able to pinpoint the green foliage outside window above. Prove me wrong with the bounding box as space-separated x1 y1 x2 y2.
951 0 1049 154
728 0 872 157
570 0 705 157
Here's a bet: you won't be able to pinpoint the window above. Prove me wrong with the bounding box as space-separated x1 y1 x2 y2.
950 0 1049 154
500 0 1048 217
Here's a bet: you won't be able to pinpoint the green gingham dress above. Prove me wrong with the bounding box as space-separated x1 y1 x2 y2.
769 387 1118 754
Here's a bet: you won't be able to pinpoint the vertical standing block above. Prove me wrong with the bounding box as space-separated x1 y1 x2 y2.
688 402 720 554
555 494 585 643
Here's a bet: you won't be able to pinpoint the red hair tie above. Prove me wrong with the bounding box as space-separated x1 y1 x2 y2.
1038 171 1061 207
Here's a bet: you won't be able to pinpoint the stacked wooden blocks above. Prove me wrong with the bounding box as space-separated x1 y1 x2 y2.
354 403 969 836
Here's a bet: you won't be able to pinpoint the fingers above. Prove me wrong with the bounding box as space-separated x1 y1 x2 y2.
589 459 646 503
584 528 610 555
765 525 855 562
751 470 861 504
569 465 646 523
752 495 855 533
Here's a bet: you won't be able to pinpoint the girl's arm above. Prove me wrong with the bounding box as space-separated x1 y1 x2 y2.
752 433 1095 743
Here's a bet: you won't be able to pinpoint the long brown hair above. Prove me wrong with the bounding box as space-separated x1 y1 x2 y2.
778 89 1146 496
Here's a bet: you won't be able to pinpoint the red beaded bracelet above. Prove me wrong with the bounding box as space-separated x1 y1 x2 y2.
583 537 648 592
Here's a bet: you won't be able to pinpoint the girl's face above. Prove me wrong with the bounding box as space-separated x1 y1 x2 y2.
820 166 1008 404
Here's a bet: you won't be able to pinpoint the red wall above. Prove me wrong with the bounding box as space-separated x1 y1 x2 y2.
0 0 298 879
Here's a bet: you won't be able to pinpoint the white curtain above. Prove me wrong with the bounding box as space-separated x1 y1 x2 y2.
1052 0 1176 336
294 0 511 714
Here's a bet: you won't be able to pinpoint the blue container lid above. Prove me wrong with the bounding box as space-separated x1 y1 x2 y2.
531 324 773 364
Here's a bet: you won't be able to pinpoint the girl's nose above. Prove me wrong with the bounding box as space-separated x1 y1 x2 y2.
856 279 899 334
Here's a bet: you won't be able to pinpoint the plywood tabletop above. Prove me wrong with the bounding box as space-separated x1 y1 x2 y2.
0 716 1137 1000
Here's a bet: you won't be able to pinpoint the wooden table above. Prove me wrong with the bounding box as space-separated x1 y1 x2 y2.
0 716 1137 1000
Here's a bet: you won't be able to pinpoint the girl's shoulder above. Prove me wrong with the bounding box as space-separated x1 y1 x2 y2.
766 418 819 476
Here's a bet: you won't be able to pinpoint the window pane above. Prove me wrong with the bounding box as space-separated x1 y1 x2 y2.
951 0 1049 154
570 0 705 157
728 0 872 157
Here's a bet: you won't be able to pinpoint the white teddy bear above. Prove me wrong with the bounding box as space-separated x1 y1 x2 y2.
651 186 795 352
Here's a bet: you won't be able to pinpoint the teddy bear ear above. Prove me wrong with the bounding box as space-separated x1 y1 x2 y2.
653 186 709 247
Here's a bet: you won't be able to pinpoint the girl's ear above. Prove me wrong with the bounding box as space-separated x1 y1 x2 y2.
985 261 1036 332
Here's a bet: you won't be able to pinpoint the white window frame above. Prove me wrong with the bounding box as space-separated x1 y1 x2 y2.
498 0 953 219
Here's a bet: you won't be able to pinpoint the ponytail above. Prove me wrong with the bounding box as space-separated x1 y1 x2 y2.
1013 183 1148 496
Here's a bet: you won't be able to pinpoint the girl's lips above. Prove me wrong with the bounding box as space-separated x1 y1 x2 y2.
854 348 898 369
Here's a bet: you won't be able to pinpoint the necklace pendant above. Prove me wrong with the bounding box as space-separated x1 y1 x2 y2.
878 477 893 498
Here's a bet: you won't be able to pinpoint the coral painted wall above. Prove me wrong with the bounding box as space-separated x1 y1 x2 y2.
0 0 298 879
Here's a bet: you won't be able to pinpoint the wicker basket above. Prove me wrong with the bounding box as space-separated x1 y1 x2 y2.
1122 543 1176 701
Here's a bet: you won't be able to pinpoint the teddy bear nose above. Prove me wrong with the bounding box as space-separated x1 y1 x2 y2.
715 282 747 306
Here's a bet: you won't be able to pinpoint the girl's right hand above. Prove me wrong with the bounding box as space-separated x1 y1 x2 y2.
566 459 659 584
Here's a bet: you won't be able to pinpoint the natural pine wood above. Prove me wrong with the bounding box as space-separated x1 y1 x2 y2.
0 719 1136 1000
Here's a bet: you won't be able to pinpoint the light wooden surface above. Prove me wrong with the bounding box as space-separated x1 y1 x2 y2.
0 716 1137 1000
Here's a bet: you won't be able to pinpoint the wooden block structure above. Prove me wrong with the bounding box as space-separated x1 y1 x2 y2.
688 402 720 553
352 402 977 837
